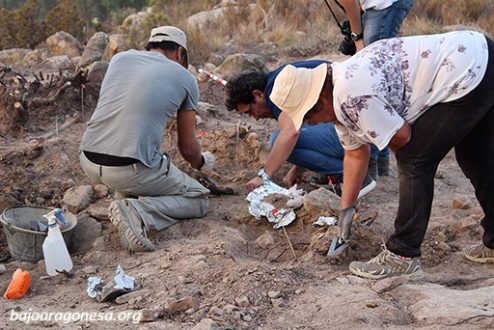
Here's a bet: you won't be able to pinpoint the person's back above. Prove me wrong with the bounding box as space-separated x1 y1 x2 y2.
81 49 199 168
79 25 212 253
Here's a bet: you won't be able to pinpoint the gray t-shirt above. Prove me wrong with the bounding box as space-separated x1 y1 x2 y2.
81 49 199 167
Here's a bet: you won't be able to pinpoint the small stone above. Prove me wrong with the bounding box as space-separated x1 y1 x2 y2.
371 276 408 294
93 184 109 198
346 275 369 285
167 296 198 315
271 298 284 308
223 304 239 314
267 290 281 299
196 260 209 269
191 318 218 330
453 216 478 234
295 289 303 294
255 231 276 249
365 301 379 308
235 295 249 308
209 306 223 320
452 196 470 210
233 312 242 321
63 185 93 213
243 314 253 322
140 308 162 322
83 265 98 274
99 281 131 302
0 264 6 274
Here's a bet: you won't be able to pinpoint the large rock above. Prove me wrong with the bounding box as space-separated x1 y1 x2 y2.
120 11 150 48
46 31 82 57
396 283 494 327
34 55 75 72
22 48 50 67
87 61 109 84
303 187 340 218
0 48 29 66
216 53 267 78
63 185 93 213
79 32 109 67
102 34 128 62
70 215 102 254
186 3 256 30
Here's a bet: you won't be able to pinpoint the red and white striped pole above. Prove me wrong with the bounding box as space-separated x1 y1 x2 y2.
199 68 228 86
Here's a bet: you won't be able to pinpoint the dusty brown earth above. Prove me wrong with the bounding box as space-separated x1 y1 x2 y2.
0 70 493 330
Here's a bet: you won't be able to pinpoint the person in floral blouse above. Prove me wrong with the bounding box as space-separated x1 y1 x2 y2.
269 30 494 280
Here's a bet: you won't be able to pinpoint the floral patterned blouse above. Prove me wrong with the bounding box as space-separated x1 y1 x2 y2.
332 31 488 151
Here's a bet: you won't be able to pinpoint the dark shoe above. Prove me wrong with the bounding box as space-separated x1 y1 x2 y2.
308 174 341 187
368 159 378 181
308 175 342 195
109 200 155 252
378 158 390 176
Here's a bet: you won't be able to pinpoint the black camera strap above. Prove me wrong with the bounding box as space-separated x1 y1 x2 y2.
323 0 346 31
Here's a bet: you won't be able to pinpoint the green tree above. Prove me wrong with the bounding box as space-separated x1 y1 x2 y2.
101 0 147 12
44 0 84 40
14 0 44 48
0 0 24 10
0 8 16 49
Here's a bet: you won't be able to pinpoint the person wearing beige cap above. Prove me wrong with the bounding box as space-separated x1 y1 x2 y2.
271 31 494 280
79 25 213 252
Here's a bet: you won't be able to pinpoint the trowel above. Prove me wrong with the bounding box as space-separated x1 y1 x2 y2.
327 209 360 257
327 234 350 257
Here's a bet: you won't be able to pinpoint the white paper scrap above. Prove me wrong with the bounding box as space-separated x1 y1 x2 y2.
114 265 135 290
313 216 337 227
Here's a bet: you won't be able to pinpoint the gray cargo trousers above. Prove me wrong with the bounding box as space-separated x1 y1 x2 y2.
79 151 210 231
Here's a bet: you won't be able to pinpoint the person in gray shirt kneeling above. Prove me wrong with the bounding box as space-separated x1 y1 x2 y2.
79 26 213 252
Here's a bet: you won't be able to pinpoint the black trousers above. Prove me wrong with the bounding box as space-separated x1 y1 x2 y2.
387 37 494 257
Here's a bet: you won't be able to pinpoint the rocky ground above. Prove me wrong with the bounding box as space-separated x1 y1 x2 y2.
0 69 493 330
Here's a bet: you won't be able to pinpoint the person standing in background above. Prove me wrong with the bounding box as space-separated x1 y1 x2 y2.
340 0 415 177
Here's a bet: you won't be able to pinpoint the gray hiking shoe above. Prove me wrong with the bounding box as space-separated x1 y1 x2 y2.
109 200 155 252
464 243 494 264
349 244 424 280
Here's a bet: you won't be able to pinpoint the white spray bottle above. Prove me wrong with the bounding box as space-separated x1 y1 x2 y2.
42 208 73 276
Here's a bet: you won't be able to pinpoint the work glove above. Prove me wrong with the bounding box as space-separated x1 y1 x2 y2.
338 205 358 243
200 151 215 172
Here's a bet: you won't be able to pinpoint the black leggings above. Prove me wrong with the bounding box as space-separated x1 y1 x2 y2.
387 36 494 257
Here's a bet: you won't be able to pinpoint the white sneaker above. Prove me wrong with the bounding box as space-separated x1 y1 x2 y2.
358 174 376 199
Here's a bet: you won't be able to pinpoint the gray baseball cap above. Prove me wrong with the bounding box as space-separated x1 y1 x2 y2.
148 26 188 51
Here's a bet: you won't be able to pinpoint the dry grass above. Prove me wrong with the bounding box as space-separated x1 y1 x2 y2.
406 0 494 37
134 0 494 65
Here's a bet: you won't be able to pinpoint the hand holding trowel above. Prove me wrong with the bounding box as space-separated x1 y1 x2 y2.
327 205 360 256
196 151 235 195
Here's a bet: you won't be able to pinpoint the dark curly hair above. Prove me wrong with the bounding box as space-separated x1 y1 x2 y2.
225 71 268 111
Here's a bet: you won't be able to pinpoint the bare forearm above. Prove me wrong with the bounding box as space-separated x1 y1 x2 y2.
341 0 362 33
180 140 202 169
264 130 298 178
341 145 370 208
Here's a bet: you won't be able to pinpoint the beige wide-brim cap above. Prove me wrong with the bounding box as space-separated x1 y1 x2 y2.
270 63 328 130
148 26 188 51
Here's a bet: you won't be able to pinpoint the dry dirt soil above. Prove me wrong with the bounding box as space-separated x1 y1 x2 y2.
0 75 493 330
